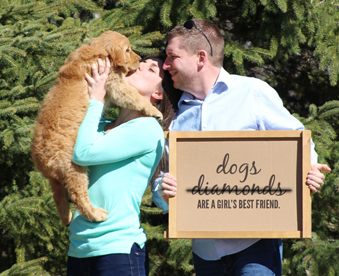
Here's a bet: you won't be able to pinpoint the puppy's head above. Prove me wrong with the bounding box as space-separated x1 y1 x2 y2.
90 31 140 74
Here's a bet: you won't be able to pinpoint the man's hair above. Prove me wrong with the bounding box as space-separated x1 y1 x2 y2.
165 19 224 67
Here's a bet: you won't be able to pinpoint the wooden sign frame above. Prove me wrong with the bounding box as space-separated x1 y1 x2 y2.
166 130 312 239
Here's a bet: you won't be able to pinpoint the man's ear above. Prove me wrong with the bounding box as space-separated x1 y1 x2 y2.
197 50 208 66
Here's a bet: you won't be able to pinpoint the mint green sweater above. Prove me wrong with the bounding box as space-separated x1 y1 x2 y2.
68 100 164 257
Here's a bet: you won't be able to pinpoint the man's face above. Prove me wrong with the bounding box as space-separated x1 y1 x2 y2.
164 36 198 92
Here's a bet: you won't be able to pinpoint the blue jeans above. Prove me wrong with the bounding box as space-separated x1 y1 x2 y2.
67 243 149 276
193 239 282 276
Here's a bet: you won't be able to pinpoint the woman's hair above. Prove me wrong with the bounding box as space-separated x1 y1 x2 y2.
141 54 183 130
142 54 183 184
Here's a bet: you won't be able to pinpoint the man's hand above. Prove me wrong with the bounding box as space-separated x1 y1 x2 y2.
158 173 177 203
307 163 331 193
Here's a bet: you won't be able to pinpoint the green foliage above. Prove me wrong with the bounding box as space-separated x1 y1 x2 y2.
114 0 217 33
1 0 339 275
0 257 48 276
0 0 97 274
212 0 339 117
312 1 339 86
0 171 70 275
87 9 165 55
284 102 339 275
283 234 339 276
141 187 194 275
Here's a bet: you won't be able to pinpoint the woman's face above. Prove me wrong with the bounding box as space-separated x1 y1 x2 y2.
126 58 165 103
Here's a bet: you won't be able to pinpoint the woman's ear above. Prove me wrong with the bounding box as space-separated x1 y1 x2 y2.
151 90 163 103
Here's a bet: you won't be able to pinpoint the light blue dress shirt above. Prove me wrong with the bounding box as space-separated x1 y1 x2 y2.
152 68 318 260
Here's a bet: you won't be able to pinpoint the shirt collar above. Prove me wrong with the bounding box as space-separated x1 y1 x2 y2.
212 68 230 94
178 68 231 108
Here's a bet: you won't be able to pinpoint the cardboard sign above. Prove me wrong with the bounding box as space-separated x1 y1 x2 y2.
166 130 311 239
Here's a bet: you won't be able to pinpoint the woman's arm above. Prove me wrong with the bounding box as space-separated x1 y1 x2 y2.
72 58 164 166
73 114 162 166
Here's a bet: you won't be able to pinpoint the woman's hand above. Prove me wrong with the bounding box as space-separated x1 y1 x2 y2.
85 57 111 102
158 173 177 204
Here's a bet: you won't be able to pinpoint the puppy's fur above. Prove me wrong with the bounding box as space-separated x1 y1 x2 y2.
31 31 162 226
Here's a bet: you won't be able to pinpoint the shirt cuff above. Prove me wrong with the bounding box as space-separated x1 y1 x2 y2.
152 190 169 214
151 173 169 214
310 139 318 164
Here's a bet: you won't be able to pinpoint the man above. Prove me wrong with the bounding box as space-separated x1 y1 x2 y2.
152 19 331 276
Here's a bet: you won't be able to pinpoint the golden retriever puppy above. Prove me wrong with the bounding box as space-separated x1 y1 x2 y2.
31 31 162 226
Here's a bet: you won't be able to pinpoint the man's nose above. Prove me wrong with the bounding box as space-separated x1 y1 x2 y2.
163 58 170 70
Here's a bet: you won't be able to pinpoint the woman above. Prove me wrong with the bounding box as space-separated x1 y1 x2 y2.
66 55 176 276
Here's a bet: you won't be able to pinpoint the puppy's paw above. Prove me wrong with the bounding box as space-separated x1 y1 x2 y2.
92 207 109 222
64 210 73 227
143 106 163 122
155 114 163 122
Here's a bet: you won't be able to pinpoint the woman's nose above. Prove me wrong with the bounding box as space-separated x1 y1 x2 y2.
138 63 145 71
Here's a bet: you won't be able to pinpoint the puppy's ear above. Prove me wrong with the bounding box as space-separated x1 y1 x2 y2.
111 46 127 74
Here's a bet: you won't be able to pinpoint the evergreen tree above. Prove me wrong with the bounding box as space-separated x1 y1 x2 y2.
140 188 194 275
0 0 178 274
1 0 339 275
115 0 339 274
0 0 100 274
283 101 339 275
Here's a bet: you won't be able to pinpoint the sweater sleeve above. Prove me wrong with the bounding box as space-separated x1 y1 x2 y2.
72 100 163 166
